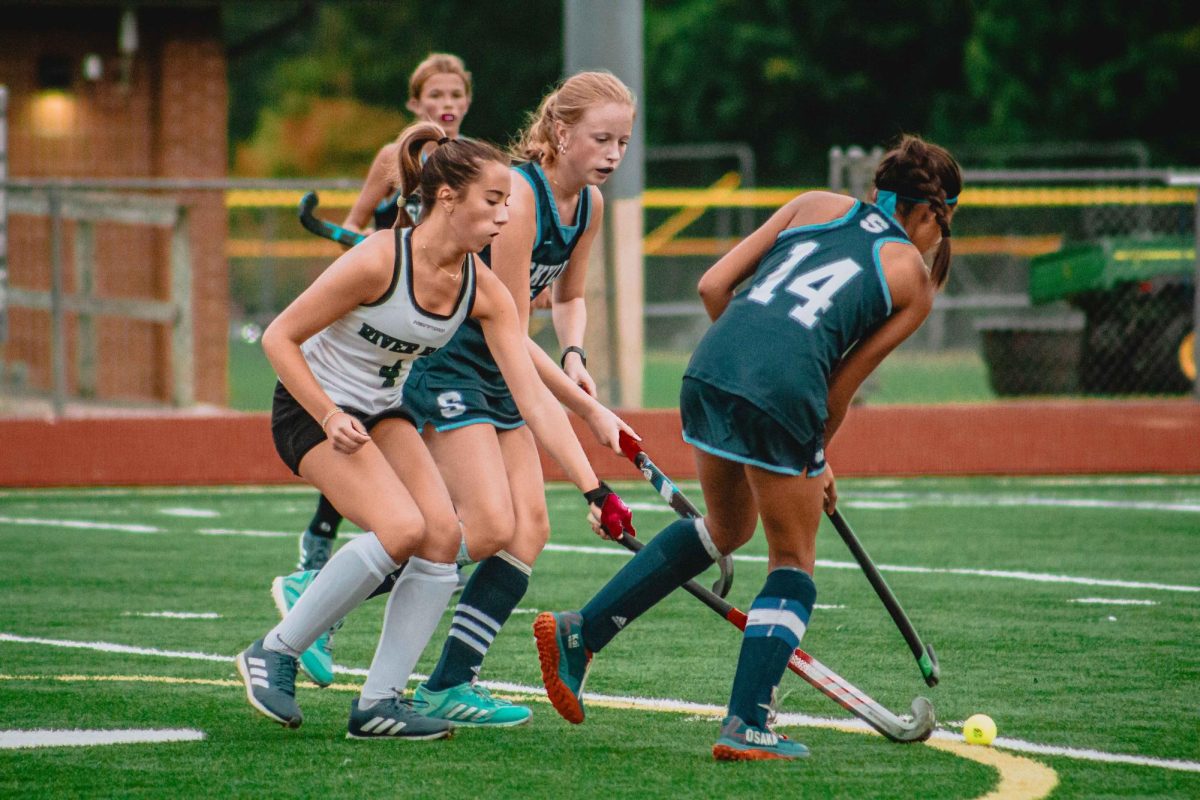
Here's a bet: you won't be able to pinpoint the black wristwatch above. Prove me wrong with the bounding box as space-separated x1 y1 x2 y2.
560 345 587 369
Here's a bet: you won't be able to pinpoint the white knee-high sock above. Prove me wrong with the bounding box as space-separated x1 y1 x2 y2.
359 556 458 706
265 532 400 656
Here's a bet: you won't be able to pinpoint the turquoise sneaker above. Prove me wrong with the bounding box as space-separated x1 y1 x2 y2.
532 611 591 724
712 715 809 761
271 570 336 688
413 681 532 727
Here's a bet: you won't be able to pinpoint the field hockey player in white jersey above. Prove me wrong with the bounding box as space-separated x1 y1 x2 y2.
235 121 634 741
272 72 642 726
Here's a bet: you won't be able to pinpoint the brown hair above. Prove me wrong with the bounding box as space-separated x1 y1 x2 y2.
511 70 636 165
874 135 962 288
393 122 507 228
409 52 473 101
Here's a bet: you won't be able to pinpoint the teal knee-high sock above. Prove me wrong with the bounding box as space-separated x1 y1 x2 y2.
727 567 817 728
580 518 718 653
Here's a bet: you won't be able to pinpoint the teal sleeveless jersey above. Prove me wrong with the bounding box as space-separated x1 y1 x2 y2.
405 161 591 397
684 200 909 447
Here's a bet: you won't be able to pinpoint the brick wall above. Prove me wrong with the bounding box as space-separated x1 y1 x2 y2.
0 4 228 405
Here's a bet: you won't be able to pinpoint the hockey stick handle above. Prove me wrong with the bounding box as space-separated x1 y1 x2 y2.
826 509 939 687
617 431 734 598
613 532 930 742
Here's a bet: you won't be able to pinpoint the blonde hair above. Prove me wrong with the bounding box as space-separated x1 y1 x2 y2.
409 52 473 101
393 122 507 228
512 70 636 165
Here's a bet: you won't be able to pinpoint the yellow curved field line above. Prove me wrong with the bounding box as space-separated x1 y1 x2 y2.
1 672 1057 799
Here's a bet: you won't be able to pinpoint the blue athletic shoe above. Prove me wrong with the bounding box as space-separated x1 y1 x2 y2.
414 681 532 727
533 611 591 724
712 715 809 761
271 570 336 687
235 638 302 728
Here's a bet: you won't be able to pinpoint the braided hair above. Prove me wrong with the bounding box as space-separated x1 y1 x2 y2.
874 135 962 288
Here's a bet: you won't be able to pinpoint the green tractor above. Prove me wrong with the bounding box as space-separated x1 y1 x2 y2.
1030 237 1194 393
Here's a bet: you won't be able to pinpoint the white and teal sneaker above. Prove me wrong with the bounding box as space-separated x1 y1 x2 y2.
271 570 336 688
413 681 532 727
712 715 809 761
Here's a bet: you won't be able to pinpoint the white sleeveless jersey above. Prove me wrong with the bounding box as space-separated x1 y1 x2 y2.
301 227 476 414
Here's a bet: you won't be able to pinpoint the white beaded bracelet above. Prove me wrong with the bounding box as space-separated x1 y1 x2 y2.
320 407 343 430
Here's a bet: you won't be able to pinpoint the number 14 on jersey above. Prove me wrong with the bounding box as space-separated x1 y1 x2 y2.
747 241 862 328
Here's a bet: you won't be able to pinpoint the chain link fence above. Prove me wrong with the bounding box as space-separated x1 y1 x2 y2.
2 163 1197 413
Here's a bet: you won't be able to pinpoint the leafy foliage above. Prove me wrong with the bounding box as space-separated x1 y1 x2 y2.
224 1 1200 180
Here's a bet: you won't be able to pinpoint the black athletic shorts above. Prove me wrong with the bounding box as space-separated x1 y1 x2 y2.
270 381 417 475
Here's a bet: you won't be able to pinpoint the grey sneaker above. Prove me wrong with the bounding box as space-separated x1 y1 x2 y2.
298 530 334 571
236 638 302 728
346 696 454 741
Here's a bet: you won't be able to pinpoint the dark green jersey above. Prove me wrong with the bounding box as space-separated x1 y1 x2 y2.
405 161 592 396
685 200 910 447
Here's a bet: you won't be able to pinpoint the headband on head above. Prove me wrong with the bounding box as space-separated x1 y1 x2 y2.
437 136 451 146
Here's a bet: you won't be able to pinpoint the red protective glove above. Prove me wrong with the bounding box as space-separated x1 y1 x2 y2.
583 482 636 540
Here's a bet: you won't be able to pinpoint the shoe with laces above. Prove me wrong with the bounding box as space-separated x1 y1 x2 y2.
346 696 454 741
533 611 592 724
712 715 809 760
235 638 302 728
413 681 532 727
271 570 336 687
298 529 334 571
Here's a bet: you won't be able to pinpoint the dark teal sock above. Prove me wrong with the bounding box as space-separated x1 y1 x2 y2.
308 495 343 539
426 554 529 691
581 518 715 653
728 567 817 728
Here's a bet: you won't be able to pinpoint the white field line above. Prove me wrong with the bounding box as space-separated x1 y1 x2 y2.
3 631 1198 774
159 508 219 518
2 513 1192 594
0 728 205 749
537 543 1200 594
1069 598 1158 606
0 516 161 533
123 618 224 623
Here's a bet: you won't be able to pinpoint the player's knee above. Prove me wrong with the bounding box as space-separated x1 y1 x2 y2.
372 509 426 561
415 509 462 563
460 499 516 559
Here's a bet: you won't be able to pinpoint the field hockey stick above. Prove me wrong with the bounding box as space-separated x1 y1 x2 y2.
612 531 934 742
298 191 366 248
827 508 940 688
617 432 735 598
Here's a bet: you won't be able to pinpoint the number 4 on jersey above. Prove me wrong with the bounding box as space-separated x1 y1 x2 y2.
747 241 862 328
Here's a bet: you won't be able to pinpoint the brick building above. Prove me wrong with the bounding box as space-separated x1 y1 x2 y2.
0 2 228 406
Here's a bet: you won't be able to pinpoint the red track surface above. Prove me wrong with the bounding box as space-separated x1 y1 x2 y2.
1 401 1198 487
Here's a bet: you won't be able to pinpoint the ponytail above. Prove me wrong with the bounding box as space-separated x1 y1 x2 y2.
511 70 636 165
393 122 508 227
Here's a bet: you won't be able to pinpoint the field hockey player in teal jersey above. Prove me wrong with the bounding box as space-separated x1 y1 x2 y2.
535 134 962 760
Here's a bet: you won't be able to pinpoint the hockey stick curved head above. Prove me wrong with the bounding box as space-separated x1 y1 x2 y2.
891 696 936 743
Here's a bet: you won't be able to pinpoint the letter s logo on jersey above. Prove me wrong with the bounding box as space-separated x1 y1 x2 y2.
860 213 889 233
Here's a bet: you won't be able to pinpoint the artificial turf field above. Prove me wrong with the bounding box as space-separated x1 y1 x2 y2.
1 476 1198 798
